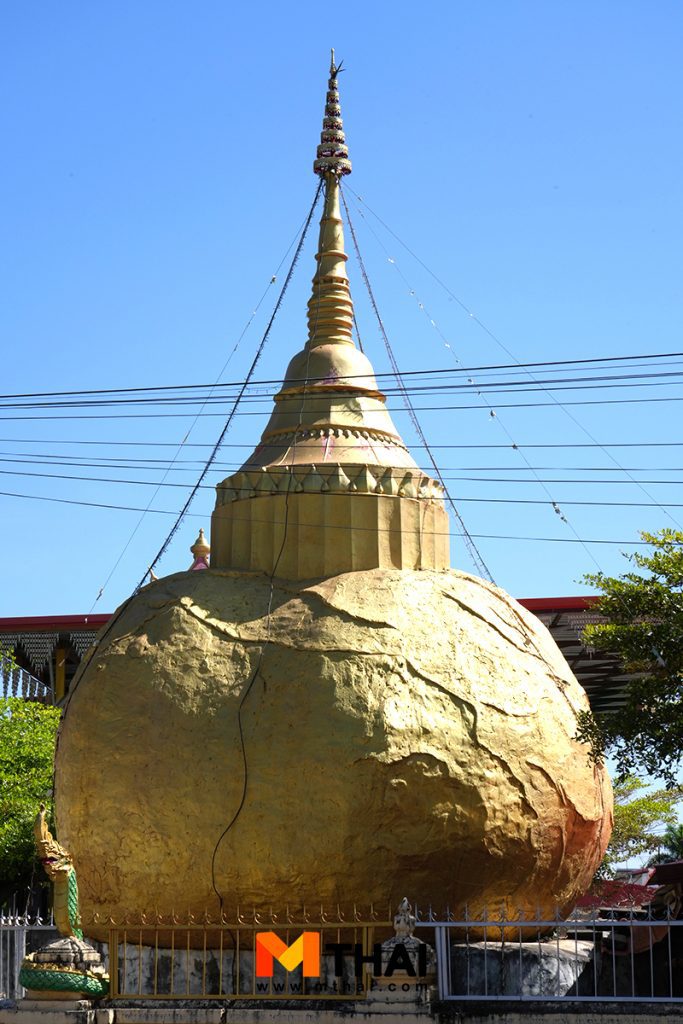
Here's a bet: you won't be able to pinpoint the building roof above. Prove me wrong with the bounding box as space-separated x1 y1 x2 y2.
0 596 630 713
519 596 633 714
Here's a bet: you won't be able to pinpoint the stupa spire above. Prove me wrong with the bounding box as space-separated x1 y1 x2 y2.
210 54 450 578
308 50 354 348
313 49 352 178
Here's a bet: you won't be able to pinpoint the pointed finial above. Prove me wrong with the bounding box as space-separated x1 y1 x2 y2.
189 528 210 571
313 50 351 177
209 55 451 579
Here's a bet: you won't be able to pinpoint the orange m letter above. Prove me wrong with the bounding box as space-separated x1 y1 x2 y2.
255 931 321 977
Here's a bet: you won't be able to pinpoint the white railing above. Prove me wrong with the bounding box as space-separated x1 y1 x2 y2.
0 914 57 1001
414 907 683 1002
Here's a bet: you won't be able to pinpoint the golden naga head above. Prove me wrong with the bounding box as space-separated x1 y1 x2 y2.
34 803 73 881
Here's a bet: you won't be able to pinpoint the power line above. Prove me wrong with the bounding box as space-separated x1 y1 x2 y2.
348 187 683 541
134 178 324 591
85 200 317 610
0 487 657 545
0 437 681 450
4 393 683 420
2 350 682 401
1 453 681 473
1 369 683 409
3 466 683 490
340 183 494 582
346 187 679 585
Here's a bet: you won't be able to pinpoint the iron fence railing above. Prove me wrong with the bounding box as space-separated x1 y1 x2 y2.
413 908 683 1002
102 911 395 1000
0 914 57 1001
2 906 682 1004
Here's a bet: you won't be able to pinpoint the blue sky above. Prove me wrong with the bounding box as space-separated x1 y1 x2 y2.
2 1 682 616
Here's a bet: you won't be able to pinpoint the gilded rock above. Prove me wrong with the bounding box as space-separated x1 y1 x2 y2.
54 568 611 935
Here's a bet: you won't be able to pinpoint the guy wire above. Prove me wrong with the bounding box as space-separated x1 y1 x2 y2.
88 211 314 611
346 190 673 686
347 190 607 578
136 179 324 594
347 186 683 535
338 187 612 790
349 189 674 673
339 183 495 584
210 177 326 911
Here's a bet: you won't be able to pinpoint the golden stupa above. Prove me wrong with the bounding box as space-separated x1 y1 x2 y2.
54 54 612 931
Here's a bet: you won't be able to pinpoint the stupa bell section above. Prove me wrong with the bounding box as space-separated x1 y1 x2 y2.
211 55 449 579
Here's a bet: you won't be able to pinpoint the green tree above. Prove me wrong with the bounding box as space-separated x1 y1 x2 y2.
576 528 683 785
648 822 683 865
0 697 60 904
600 777 682 875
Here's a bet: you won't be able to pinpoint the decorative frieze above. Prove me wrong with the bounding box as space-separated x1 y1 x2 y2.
216 464 444 506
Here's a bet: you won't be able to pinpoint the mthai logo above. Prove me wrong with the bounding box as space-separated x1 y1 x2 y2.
255 931 321 978
255 931 428 981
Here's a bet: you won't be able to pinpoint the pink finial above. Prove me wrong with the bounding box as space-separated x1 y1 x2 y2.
189 528 210 571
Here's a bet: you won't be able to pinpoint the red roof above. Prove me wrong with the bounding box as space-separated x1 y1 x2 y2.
575 879 661 911
517 595 600 612
0 597 601 632
0 614 111 631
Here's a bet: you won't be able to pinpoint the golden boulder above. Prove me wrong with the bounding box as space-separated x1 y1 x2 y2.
54 567 612 931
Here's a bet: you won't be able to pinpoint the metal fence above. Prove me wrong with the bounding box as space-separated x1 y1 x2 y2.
2 906 682 1005
414 907 683 1003
102 910 395 1000
0 914 57 1001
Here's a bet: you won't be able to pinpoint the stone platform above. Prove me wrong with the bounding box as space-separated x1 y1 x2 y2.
450 938 598 997
2 996 683 1024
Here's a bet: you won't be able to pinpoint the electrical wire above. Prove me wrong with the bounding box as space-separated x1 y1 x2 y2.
4 466 683 489
134 179 324 591
348 187 680 675
87 212 316 610
2 369 683 409
4 393 683 421
343 184 606 576
344 187 670 577
346 187 683 538
340 184 494 582
2 453 681 473
1 437 681 450
0 487 658 545
209 179 329 910
2 349 683 400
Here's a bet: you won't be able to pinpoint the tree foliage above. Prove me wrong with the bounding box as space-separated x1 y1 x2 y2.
0 697 60 902
649 822 683 865
575 529 683 785
600 776 681 875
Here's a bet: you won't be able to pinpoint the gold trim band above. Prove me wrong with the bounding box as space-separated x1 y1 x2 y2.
259 424 406 446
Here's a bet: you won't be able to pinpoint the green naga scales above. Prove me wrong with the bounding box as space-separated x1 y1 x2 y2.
19 806 109 999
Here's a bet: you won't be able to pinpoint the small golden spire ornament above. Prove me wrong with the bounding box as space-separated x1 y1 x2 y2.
189 528 210 571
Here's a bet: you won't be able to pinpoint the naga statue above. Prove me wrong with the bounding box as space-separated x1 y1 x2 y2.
19 805 109 999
